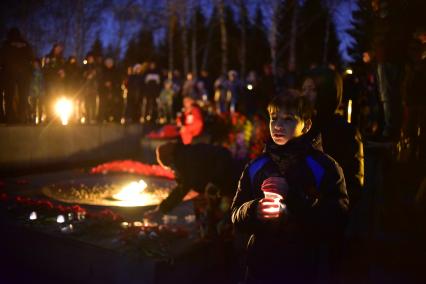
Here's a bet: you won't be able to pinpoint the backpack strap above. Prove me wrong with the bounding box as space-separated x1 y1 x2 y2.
306 155 325 189
248 155 270 186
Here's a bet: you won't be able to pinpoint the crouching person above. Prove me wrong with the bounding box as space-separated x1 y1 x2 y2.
145 141 238 238
231 92 349 284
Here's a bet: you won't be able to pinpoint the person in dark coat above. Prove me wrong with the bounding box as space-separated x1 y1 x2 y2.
65 56 82 97
65 56 82 119
231 93 349 284
142 61 161 122
145 141 239 233
0 28 33 123
98 57 121 122
125 63 144 123
302 67 364 207
82 53 98 123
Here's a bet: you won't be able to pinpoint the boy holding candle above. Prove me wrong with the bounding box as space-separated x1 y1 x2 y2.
231 92 349 284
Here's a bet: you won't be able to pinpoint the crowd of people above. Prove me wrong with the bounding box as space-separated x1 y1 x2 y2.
0 28 276 126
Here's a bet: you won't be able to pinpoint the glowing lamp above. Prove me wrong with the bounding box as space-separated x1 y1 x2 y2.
54 98 73 125
29 211 37 220
121 221 130 229
247 84 253 91
347 99 352 124
345 68 353 75
57 215 65 223
83 59 88 65
262 191 284 214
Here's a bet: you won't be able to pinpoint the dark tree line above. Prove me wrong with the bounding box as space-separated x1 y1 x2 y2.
2 0 361 79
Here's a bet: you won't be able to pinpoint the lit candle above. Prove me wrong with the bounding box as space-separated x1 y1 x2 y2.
263 192 284 214
29 211 37 221
57 215 65 224
121 221 130 229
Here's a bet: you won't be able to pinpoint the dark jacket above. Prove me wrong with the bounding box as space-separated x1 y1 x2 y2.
0 33 33 80
311 117 364 205
99 66 121 96
159 143 238 213
231 134 349 283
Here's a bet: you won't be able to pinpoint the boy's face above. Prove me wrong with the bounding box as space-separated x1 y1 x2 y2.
269 109 308 145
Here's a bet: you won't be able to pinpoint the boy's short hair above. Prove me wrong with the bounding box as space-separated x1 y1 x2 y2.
267 90 314 121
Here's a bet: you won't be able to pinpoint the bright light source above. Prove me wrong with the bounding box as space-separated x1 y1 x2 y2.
345 69 353 75
29 211 37 220
113 180 150 206
347 99 352 123
121 221 130 228
83 59 88 65
57 215 65 223
247 84 253 90
54 98 73 125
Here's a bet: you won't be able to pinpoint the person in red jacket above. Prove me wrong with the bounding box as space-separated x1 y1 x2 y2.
177 96 204 144
146 96 204 144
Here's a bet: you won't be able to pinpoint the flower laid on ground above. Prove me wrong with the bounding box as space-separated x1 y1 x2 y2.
90 160 175 179
146 124 180 139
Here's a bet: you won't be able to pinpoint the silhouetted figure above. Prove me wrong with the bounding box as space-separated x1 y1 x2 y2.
142 62 161 122
99 58 121 122
43 43 65 121
0 28 33 123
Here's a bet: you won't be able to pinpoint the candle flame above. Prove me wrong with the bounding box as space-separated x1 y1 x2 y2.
347 99 352 124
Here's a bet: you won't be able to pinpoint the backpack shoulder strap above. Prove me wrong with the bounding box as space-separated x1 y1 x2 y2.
248 155 270 186
306 155 325 189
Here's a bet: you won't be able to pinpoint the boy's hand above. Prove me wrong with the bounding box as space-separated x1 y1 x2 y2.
261 177 289 197
256 196 286 220
257 177 288 220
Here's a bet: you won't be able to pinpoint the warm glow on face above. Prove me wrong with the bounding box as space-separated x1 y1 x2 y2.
113 180 156 207
54 98 73 125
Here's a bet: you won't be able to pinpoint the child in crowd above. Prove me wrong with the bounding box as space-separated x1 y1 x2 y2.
157 79 175 124
231 92 349 284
